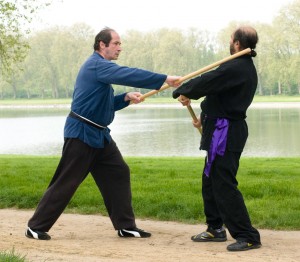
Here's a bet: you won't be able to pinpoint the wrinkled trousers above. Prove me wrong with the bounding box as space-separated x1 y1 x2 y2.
202 150 261 244
28 138 136 232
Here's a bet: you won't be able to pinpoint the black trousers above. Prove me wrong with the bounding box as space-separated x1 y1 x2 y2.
202 151 261 244
28 138 136 232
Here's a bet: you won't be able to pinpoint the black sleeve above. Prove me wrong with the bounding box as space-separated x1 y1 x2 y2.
172 60 242 100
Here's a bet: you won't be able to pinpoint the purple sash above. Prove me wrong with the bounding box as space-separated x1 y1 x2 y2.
204 118 229 177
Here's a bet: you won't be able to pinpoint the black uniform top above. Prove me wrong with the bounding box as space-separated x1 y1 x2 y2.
173 54 257 152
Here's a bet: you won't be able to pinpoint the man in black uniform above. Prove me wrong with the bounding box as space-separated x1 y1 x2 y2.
173 26 261 252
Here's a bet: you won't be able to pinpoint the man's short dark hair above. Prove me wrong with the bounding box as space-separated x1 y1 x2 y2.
93 27 116 51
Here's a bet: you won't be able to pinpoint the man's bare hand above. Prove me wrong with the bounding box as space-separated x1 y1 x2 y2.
125 92 145 104
178 95 191 106
165 75 182 88
192 115 202 129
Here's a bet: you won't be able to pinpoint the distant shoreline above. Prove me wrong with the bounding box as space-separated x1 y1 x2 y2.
1 101 300 109
133 101 300 109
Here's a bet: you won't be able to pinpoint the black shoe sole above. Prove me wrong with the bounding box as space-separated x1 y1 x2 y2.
192 237 227 242
227 244 261 251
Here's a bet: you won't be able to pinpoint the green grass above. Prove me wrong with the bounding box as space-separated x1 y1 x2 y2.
0 249 27 262
0 155 299 230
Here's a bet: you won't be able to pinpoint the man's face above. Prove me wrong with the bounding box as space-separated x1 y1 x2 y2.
101 31 122 61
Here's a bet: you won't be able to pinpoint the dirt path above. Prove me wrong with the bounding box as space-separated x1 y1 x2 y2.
0 209 299 262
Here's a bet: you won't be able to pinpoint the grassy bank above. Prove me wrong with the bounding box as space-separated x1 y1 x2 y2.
0 155 299 230
1 95 300 106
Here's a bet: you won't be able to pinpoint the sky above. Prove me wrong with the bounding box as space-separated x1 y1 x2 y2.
33 0 294 34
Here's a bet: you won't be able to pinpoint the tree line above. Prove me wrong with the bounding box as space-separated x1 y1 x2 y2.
0 0 299 99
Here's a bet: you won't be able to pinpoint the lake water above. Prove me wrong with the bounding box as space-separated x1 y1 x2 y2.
1 103 300 157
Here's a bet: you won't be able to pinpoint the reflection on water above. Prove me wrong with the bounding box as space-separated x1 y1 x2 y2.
1 105 300 157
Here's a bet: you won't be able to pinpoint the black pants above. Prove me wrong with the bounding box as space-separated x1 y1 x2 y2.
28 138 136 232
202 151 261 244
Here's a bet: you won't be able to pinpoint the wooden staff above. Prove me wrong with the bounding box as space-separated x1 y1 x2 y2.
187 104 202 134
140 48 251 100
139 48 251 134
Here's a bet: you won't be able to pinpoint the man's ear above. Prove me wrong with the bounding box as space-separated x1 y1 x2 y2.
234 40 241 51
99 41 106 49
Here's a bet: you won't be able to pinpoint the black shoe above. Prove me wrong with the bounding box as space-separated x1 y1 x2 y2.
25 227 51 240
118 227 151 238
191 226 227 242
227 241 261 251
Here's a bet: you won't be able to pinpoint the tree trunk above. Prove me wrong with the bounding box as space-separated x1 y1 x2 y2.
257 74 263 95
64 85 69 98
51 80 59 98
12 82 17 99
40 86 45 99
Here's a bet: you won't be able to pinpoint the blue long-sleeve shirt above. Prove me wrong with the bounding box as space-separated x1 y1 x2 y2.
64 52 167 148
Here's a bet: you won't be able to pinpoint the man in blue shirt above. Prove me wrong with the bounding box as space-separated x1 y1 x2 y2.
26 27 181 240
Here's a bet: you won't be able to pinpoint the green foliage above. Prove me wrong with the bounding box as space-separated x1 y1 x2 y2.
0 0 52 77
20 24 94 99
0 156 299 230
1 1 300 99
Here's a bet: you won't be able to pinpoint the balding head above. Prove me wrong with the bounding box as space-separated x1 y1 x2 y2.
232 26 258 57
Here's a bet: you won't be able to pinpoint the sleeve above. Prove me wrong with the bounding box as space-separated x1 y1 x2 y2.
114 93 130 111
172 60 243 100
96 60 167 90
